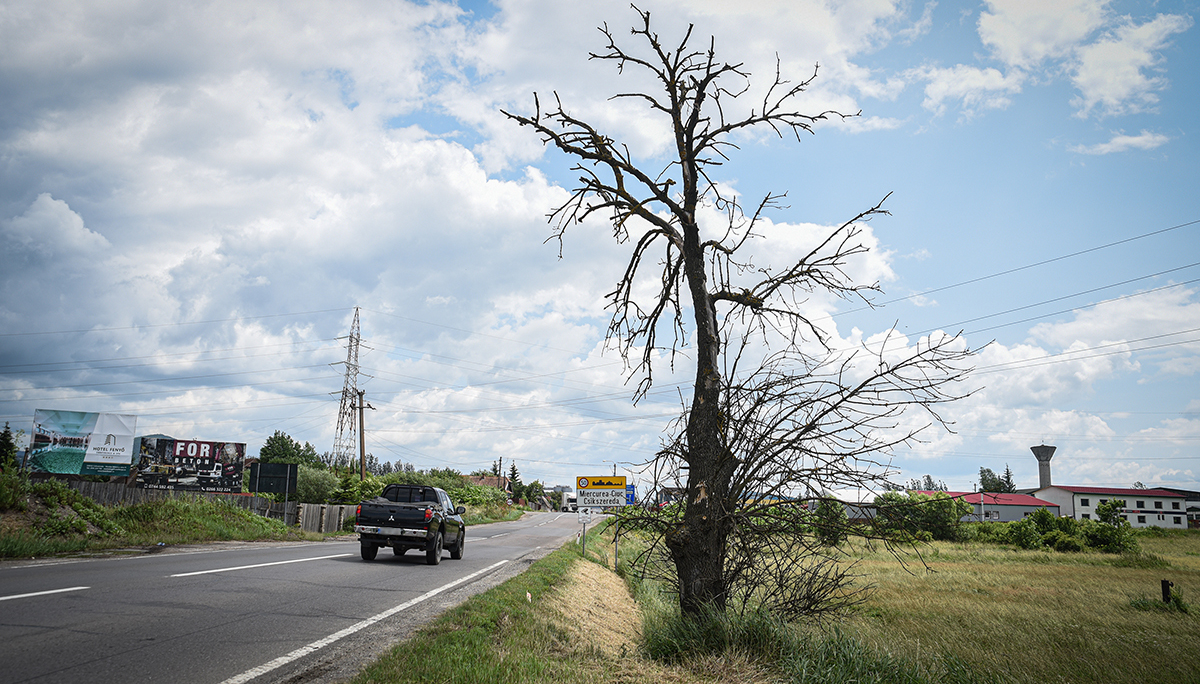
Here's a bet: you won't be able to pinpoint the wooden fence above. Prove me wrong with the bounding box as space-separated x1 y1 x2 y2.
296 503 357 534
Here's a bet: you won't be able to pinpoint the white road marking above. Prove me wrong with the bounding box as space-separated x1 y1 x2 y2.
0 586 89 602
218 559 510 684
169 553 352 577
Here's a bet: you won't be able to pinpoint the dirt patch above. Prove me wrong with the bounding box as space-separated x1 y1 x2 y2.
545 559 641 657
0 491 49 536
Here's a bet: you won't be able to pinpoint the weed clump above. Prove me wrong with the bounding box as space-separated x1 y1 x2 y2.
1130 589 1190 614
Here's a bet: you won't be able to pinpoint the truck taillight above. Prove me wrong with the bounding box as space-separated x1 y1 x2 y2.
356 504 361 517
424 507 433 522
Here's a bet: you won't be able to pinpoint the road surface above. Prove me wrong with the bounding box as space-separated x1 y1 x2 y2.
0 511 583 684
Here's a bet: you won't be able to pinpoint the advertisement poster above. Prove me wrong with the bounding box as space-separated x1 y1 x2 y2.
28 409 138 476
134 436 245 493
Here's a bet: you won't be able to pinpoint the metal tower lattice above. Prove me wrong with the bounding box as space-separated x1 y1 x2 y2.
331 307 361 470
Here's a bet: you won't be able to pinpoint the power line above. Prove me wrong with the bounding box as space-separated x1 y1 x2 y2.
840 217 1200 316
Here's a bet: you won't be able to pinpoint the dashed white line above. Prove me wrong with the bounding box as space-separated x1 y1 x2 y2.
169 553 352 577
0 586 89 602
218 559 509 684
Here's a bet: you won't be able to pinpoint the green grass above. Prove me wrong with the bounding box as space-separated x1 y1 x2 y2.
351 519 999 684
0 530 88 557
351 524 619 684
840 532 1200 684
0 478 312 557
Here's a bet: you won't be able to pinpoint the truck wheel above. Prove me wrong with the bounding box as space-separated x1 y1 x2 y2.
425 531 443 565
450 529 465 560
360 543 378 561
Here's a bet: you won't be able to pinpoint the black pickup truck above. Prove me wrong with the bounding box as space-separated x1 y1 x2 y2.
354 484 466 565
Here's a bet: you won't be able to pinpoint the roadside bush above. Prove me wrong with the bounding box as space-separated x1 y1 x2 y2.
448 482 506 508
874 491 972 542
1079 515 1139 555
330 474 385 504
1007 518 1042 549
968 521 1009 544
296 465 339 503
1054 514 1080 536
1042 529 1084 553
31 479 124 536
0 467 31 511
814 498 849 547
1029 507 1058 536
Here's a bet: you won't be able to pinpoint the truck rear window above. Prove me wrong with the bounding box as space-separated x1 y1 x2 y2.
382 486 436 503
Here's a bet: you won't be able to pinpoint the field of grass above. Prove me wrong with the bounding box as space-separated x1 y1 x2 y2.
839 531 1200 684
351 522 1200 684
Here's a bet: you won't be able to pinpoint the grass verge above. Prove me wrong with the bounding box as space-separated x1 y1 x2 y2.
350 518 1001 684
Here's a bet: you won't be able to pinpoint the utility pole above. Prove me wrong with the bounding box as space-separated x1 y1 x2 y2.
355 389 373 480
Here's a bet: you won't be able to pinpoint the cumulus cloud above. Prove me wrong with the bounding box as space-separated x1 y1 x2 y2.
978 0 1110 68
914 64 1025 117
1070 13 1194 118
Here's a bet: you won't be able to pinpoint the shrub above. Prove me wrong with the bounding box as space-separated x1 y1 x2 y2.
873 491 972 542
0 467 31 511
1079 515 1139 555
1029 507 1058 536
1007 518 1042 549
969 521 1009 544
814 498 849 547
296 465 339 503
1042 529 1084 553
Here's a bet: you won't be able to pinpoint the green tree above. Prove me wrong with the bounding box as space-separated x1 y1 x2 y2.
258 431 322 468
296 465 339 504
0 423 19 471
507 462 522 500
874 491 971 541
907 474 947 492
1083 499 1138 554
979 465 1017 493
814 498 848 547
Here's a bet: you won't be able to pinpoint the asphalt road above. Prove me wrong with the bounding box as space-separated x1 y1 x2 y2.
0 511 584 684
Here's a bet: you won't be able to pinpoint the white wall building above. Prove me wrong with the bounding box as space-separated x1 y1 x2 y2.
1034 486 1187 529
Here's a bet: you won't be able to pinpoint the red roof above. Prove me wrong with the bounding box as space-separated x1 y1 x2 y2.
1045 485 1185 498
912 491 1059 508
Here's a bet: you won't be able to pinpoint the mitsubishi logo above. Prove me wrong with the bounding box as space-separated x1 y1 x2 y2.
388 515 394 521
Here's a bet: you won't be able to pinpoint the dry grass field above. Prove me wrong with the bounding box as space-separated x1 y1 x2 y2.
839 531 1200 683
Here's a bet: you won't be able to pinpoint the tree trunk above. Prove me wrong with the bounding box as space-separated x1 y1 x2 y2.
664 216 732 616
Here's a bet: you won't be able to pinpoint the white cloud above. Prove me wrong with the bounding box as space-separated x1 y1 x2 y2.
2 193 110 256
914 64 1025 117
978 0 1110 68
896 1 937 44
1069 130 1169 154
1071 13 1193 118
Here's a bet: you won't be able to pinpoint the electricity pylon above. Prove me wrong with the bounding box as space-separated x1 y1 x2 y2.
331 307 361 473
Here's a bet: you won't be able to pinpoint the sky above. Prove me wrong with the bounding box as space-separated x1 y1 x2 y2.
2 0 1197 494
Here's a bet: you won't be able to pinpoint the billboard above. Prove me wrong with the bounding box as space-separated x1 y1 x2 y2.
28 409 138 476
134 436 245 493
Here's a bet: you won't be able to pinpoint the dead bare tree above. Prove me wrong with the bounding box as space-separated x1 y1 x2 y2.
503 7 974 618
